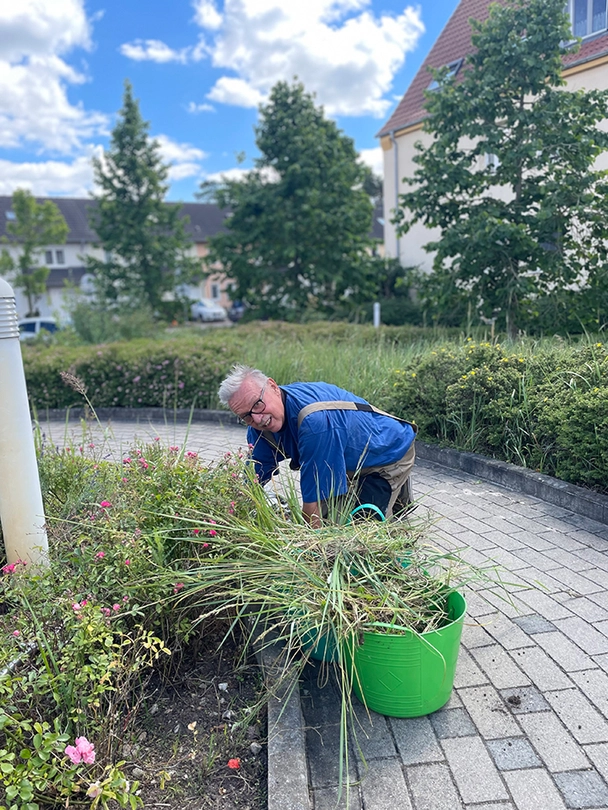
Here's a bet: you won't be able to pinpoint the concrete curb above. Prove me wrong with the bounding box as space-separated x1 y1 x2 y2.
415 440 608 526
33 406 241 426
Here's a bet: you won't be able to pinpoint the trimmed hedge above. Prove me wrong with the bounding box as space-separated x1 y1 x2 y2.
23 336 241 411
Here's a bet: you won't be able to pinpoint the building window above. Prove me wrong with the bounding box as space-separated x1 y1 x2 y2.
211 283 220 300
427 58 463 91
55 250 65 265
571 0 607 38
45 250 53 265
5 210 16 221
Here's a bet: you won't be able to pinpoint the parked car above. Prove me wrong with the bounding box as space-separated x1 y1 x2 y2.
190 298 227 322
18 317 59 341
227 301 246 322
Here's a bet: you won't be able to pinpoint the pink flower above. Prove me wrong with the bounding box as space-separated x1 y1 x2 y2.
2 563 16 574
133 376 141 383
100 501 112 509
173 582 184 593
202 543 209 550
112 604 120 612
169 446 179 452
95 551 105 559
186 450 198 459
123 595 129 602
12 630 20 637
123 457 131 464
122 477 128 483
65 737 95 765
193 528 201 535
101 607 111 617
124 559 131 566
154 437 160 442
72 602 82 612
209 529 217 537
227 758 240 769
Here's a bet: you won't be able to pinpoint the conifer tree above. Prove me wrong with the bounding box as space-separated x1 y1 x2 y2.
88 81 199 314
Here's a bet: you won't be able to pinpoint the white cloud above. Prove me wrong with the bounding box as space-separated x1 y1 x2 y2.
187 101 216 114
0 149 101 197
205 165 279 183
119 39 190 63
155 135 208 180
192 0 223 30
206 77 264 108
118 1 424 118
0 0 107 154
203 0 424 117
358 146 383 177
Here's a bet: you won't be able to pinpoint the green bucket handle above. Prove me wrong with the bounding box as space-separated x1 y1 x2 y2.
348 503 386 523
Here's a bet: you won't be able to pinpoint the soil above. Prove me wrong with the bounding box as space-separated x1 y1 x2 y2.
122 630 268 810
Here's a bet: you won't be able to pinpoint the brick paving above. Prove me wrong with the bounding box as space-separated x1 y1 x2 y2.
39 417 608 810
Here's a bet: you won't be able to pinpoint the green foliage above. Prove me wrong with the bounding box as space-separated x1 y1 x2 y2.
65 298 159 344
22 335 240 410
397 0 608 336
0 190 68 317
388 337 608 493
87 81 200 315
1 438 258 808
207 80 376 320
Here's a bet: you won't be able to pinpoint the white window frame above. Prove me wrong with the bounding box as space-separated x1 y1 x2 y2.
45 250 53 265
55 249 65 265
570 0 608 38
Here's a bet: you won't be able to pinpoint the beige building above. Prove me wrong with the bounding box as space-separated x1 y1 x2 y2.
0 196 230 320
378 0 608 270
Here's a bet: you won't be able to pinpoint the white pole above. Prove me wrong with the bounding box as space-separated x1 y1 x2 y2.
0 277 48 567
373 301 381 329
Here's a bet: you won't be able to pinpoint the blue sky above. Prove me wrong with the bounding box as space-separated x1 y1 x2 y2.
0 0 460 201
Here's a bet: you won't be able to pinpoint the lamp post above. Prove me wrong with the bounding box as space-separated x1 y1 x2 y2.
0 276 48 566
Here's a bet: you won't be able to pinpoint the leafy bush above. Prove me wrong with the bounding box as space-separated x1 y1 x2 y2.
388 338 608 493
22 336 241 411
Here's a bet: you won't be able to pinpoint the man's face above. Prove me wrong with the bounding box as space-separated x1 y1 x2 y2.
228 377 285 432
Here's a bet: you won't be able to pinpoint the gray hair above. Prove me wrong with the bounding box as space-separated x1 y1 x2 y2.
218 364 268 406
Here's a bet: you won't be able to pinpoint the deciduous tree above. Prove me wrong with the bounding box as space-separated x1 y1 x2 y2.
0 189 68 316
208 80 375 320
396 0 608 335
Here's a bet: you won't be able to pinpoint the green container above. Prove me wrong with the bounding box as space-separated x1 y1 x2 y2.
302 626 338 662
346 590 466 717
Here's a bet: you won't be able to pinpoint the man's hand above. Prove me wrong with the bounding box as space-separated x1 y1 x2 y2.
302 501 322 529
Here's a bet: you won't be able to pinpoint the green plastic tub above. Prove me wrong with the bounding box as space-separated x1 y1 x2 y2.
345 590 466 717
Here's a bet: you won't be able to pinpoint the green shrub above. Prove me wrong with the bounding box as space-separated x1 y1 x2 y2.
388 337 608 494
23 337 241 411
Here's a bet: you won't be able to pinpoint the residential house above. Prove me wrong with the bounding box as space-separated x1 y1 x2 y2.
0 196 229 320
378 0 608 270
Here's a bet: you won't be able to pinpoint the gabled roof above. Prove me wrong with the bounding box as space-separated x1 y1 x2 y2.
378 0 608 139
0 196 228 244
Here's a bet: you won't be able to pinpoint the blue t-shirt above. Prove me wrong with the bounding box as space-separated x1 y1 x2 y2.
247 382 415 504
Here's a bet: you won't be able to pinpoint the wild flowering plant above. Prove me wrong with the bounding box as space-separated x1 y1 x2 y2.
1 429 256 809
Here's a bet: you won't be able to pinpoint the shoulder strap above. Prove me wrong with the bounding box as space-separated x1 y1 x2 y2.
297 400 417 433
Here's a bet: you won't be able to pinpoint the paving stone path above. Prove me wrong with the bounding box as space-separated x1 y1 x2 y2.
40 417 608 810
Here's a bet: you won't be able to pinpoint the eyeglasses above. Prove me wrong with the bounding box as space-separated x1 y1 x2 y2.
237 382 268 425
